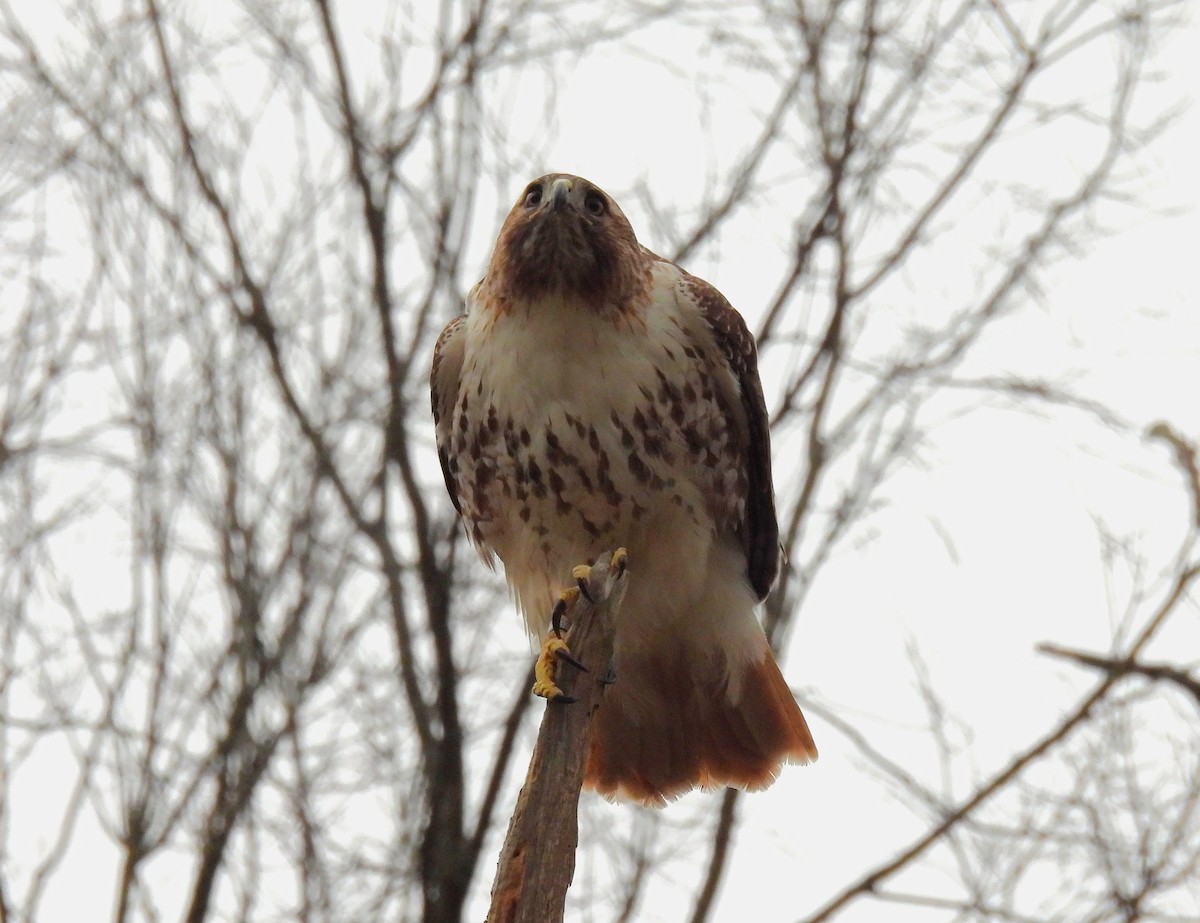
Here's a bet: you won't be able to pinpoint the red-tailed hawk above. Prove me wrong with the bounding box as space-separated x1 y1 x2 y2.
431 173 816 805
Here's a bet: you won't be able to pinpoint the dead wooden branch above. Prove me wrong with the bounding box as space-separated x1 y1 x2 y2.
487 551 628 923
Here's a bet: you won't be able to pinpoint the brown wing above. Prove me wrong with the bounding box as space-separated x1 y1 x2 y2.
680 272 780 600
430 314 466 515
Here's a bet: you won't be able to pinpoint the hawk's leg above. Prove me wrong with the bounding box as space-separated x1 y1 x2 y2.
532 564 593 702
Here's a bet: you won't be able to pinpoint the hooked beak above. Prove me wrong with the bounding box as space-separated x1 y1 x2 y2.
547 176 573 212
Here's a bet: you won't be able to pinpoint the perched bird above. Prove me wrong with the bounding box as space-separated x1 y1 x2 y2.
431 173 816 805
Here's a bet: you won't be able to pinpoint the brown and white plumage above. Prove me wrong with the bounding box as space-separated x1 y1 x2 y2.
431 173 816 805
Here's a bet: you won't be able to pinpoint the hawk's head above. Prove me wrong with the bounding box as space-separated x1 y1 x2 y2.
488 173 649 310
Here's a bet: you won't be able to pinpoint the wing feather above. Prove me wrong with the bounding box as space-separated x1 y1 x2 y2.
678 271 780 600
430 314 466 515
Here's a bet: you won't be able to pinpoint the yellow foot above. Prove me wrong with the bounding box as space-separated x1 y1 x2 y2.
532 634 588 703
530 552 628 702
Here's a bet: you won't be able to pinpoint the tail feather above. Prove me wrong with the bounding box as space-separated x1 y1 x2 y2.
584 643 817 806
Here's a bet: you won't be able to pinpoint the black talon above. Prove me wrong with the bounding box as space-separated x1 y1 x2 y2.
614 553 628 579
551 693 577 705
576 576 594 604
553 646 588 673
550 598 569 637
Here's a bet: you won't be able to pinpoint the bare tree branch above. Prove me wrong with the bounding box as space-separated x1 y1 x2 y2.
798 555 1200 923
488 552 628 923
1039 645 1200 710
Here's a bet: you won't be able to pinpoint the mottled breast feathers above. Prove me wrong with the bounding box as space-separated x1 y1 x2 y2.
430 248 779 600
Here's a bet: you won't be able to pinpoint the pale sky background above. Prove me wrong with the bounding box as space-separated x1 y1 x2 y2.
6 3 1200 922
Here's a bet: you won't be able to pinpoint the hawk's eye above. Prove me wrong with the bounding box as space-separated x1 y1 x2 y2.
584 192 606 216
524 185 543 207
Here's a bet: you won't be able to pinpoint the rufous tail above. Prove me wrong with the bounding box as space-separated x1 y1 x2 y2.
584 644 817 806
